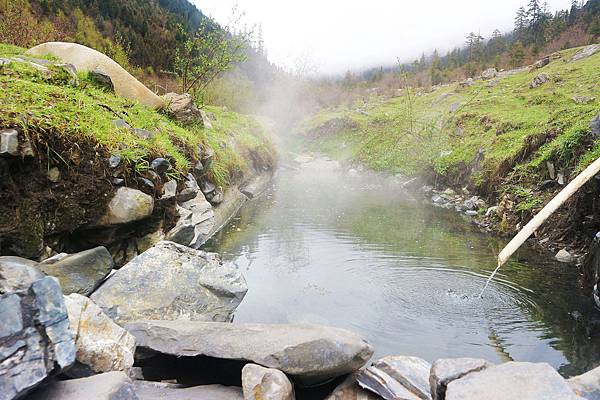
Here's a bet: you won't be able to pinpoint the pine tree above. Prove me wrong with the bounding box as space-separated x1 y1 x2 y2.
515 7 528 35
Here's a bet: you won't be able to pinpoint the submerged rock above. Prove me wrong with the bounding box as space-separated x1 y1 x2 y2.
91 241 247 323
445 362 577 400
0 271 76 400
28 371 137 400
64 294 136 376
134 381 243 400
430 358 492 400
125 320 373 384
357 356 432 400
36 246 114 295
96 187 154 227
242 364 295 400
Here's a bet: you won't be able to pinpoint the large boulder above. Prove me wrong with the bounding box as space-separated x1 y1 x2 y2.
36 246 114 295
242 364 295 400
64 294 136 377
571 44 599 62
96 187 154 227
481 68 497 80
0 265 76 400
134 381 243 400
357 356 432 400
27 372 137 400
91 241 247 323
445 362 577 400
429 358 492 400
26 42 164 108
163 92 203 125
125 320 374 384
568 365 600 400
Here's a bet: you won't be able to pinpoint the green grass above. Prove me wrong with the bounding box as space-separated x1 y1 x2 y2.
299 45 599 193
0 44 275 187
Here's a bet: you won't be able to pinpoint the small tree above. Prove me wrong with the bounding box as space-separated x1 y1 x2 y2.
174 11 252 101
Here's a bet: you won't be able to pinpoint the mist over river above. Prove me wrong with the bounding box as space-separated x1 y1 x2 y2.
204 157 600 377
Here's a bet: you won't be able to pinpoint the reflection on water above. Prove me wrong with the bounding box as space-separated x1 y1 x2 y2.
204 159 600 377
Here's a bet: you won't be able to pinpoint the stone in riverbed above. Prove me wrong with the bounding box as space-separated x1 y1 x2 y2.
36 246 114 295
430 358 492 400
91 241 247 323
64 294 136 377
134 381 242 400
445 362 578 400
96 187 154 227
27 371 137 400
568 365 600 399
357 356 432 400
125 320 374 384
242 364 295 400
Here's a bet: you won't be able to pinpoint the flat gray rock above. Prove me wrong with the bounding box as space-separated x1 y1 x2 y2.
134 381 242 400
430 358 492 400
358 356 432 400
446 362 578 400
0 256 45 292
125 320 373 383
28 371 137 400
37 246 114 295
568 365 600 399
91 241 247 323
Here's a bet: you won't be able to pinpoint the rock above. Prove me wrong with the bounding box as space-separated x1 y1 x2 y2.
132 128 154 140
591 113 600 137
485 206 498 217
47 167 60 183
357 356 431 400
90 69 114 91
54 63 78 84
547 161 556 179
557 171 566 185
0 274 76 400
0 129 19 157
177 192 216 248
164 92 203 125
96 187 154 227
462 196 480 211
27 372 137 400
200 109 214 129
0 256 45 292
568 365 600 399
64 294 136 377
465 210 478 216
36 246 114 295
529 73 550 88
531 56 550 69
242 364 295 400
556 249 574 263
139 177 154 190
150 158 171 174
134 381 243 400
459 79 474 88
201 179 216 195
125 320 374 384
240 173 273 199
208 189 247 238
430 358 492 400
113 119 131 129
573 96 596 105
91 241 246 323
571 44 599 62
161 180 177 200
27 42 164 108
445 362 577 400
326 376 380 400
207 187 224 205
109 154 122 168
176 173 200 203
41 252 68 264
481 68 497 80
201 146 215 171
113 178 125 186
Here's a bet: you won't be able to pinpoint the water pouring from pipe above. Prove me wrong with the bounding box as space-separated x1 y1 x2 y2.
480 156 600 297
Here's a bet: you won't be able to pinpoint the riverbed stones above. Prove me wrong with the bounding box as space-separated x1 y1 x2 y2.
97 187 154 227
134 381 243 400
242 364 295 400
445 362 578 400
125 320 374 383
357 356 432 400
64 294 136 376
0 273 76 400
430 358 492 400
91 241 247 323
28 371 137 400
36 246 114 295
568 365 600 399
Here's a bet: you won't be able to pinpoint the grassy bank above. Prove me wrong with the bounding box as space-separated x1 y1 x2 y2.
297 45 599 248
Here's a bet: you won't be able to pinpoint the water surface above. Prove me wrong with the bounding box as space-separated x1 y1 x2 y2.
205 158 600 377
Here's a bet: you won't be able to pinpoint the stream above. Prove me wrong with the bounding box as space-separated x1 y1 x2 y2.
204 157 600 377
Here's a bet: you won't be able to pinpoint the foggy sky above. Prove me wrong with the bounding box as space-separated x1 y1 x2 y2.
194 0 575 75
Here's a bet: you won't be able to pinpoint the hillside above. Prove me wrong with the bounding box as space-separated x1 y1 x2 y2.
297 45 600 261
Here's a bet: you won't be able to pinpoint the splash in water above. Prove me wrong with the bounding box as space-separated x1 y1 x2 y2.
479 261 503 297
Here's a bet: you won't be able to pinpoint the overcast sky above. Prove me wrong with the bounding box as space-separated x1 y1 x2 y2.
194 0 574 75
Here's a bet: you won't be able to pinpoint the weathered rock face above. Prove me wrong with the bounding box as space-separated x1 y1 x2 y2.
0 256 45 292
96 187 154 227
91 241 247 323
27 42 164 108
357 356 432 400
242 364 295 400
568 365 600 400
36 246 114 295
445 362 577 400
64 294 136 377
571 44 599 62
125 320 373 384
167 192 215 249
164 92 203 125
27 371 138 400
430 358 492 400
0 270 76 400
133 381 243 400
